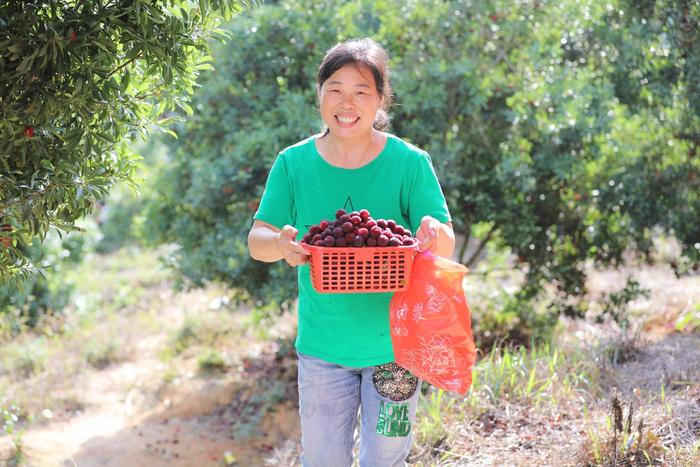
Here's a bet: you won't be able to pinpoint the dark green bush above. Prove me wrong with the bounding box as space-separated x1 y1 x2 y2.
144 0 700 341
0 229 95 331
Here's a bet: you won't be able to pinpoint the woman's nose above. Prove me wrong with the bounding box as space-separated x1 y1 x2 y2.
341 93 354 108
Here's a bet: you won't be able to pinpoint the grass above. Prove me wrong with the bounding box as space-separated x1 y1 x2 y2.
410 310 700 466
414 387 453 449
0 338 49 377
160 307 246 361
196 348 228 373
674 303 700 333
467 340 599 408
68 245 169 297
411 338 602 465
600 328 646 365
83 335 124 369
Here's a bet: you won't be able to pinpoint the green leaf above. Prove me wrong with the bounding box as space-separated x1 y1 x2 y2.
8 42 23 53
163 66 173 86
54 223 87 233
15 57 31 73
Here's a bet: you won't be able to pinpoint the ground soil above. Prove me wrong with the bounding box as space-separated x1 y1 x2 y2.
0 282 303 467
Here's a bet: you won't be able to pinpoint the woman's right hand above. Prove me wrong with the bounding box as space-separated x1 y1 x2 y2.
277 225 309 267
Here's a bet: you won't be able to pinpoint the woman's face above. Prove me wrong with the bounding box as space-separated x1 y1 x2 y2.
318 64 383 139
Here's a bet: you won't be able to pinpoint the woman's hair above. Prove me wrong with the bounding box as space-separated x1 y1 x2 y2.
317 38 393 131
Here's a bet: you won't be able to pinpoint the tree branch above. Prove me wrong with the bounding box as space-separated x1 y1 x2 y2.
0 183 56 211
106 53 143 79
465 223 498 268
458 222 471 264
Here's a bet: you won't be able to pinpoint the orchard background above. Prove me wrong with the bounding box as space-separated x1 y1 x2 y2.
1 1 699 466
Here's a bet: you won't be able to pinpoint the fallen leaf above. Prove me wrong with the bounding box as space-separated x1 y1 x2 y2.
223 450 237 465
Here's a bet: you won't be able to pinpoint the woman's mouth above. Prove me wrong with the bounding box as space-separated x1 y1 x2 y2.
335 115 360 127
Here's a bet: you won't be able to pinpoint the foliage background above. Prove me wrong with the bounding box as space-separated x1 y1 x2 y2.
141 0 699 340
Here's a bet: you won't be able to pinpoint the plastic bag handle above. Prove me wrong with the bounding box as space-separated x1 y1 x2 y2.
420 250 469 277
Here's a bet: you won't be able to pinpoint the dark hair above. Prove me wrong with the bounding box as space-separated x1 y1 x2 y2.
317 38 393 131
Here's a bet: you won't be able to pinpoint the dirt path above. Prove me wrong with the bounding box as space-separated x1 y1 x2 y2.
20 368 300 467
21 398 299 467
3 285 301 467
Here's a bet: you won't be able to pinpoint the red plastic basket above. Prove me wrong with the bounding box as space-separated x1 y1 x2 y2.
304 244 419 294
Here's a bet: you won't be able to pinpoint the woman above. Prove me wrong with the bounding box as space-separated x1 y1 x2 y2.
247 38 455 467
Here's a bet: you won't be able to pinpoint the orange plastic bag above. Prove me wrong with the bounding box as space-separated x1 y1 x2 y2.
389 251 476 394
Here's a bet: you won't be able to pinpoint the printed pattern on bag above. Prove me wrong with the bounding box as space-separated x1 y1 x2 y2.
375 401 411 437
395 303 409 321
372 362 418 401
398 334 464 392
392 304 410 337
425 284 449 314
411 302 424 322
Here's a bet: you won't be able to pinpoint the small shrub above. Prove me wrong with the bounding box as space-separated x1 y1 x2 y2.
674 304 700 333
465 258 558 349
163 310 234 358
168 316 205 355
230 379 287 439
0 398 26 465
579 394 665 466
601 327 646 365
83 337 123 369
595 278 651 329
197 348 228 373
0 224 99 332
1 339 48 377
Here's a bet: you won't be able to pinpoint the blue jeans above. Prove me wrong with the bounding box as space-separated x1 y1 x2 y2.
297 351 421 467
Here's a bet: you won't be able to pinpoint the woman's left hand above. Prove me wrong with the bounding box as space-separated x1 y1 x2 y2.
416 215 442 253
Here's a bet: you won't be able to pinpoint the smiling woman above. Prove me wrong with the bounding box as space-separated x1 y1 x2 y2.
314 40 392 169
317 65 384 168
246 37 455 467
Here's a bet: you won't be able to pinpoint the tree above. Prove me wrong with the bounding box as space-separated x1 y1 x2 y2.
0 0 249 284
141 0 332 308
146 0 699 337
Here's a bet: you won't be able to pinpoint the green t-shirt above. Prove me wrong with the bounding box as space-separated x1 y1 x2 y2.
254 133 451 367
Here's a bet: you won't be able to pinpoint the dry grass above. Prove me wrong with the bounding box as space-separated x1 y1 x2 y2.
658 395 700 455
564 264 700 465
405 259 700 466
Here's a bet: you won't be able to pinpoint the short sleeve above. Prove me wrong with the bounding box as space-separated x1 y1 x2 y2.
254 153 295 229
408 152 451 232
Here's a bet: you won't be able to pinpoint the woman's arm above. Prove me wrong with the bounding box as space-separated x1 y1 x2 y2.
247 219 309 266
415 216 455 258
